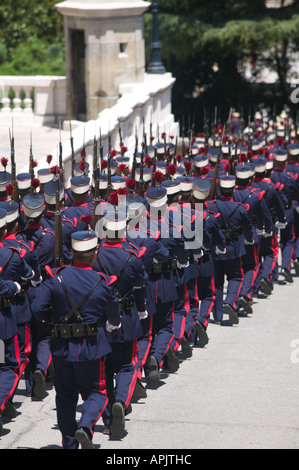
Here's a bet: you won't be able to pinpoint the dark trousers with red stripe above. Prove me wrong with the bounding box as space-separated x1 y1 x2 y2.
0 334 21 413
24 318 52 394
239 243 260 301
171 284 189 352
17 322 32 377
103 340 138 425
150 301 175 368
213 258 244 322
254 233 278 289
53 355 108 449
136 315 153 380
184 277 199 339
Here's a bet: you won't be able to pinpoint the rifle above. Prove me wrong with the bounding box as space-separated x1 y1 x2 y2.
151 147 158 188
29 130 34 180
118 118 123 147
99 128 103 163
210 125 226 200
82 125 86 161
131 127 138 180
93 164 101 234
69 121 76 177
9 123 19 203
138 150 145 197
93 134 98 174
54 174 63 268
58 121 63 183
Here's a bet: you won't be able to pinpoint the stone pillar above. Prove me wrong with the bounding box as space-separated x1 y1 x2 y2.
55 0 150 121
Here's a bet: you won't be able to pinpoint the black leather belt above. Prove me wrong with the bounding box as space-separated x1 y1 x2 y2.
50 321 100 339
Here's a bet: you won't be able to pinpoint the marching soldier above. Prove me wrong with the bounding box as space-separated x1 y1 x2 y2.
252 157 286 295
93 205 148 439
207 172 255 325
233 160 273 312
31 228 121 449
0 207 35 435
19 192 72 398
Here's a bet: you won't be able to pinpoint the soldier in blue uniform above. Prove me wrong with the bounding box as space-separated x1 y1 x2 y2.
0 208 35 435
270 149 299 283
285 144 299 274
19 192 72 398
31 229 121 449
43 179 78 253
252 157 286 295
233 161 273 312
207 173 255 325
63 175 94 234
0 200 41 413
93 207 147 439
125 193 170 399
189 177 226 338
144 184 189 387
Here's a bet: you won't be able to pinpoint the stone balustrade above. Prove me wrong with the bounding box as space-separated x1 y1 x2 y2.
11 72 179 186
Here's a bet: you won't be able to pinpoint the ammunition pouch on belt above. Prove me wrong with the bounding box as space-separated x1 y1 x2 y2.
118 294 136 311
150 259 177 274
0 297 13 308
223 228 241 241
50 321 100 339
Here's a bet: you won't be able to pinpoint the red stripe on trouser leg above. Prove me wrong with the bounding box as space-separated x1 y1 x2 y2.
232 259 244 309
90 357 108 435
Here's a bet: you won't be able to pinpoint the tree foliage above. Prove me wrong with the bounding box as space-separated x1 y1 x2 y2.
145 0 299 127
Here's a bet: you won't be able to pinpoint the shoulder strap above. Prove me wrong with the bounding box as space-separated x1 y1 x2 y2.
215 200 240 228
0 250 14 277
57 274 104 324
97 250 133 299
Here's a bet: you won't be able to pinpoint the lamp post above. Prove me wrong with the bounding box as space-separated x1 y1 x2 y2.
147 0 166 74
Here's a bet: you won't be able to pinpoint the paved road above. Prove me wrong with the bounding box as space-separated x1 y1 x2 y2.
1 271 299 450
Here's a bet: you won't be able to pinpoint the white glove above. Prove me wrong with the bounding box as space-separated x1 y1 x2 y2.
21 269 35 281
152 258 159 264
275 221 287 229
106 320 121 333
215 246 226 255
244 239 254 245
193 251 204 261
177 260 189 269
138 310 148 320
256 229 265 236
14 282 21 294
263 231 273 238
296 206 299 213
31 275 43 287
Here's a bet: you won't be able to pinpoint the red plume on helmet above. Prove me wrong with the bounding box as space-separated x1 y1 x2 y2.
78 160 86 173
223 163 230 174
126 178 136 191
200 166 209 176
153 171 164 186
101 159 108 170
108 191 119 206
46 154 53 165
166 163 177 178
31 178 40 192
1 157 8 169
184 161 193 175
80 213 93 232
5 183 14 199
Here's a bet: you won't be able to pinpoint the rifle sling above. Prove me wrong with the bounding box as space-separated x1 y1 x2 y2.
97 251 133 299
57 274 104 324
215 201 240 229
0 250 14 278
